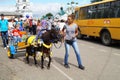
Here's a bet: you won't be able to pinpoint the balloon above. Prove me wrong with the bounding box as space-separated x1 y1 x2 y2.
26 15 29 18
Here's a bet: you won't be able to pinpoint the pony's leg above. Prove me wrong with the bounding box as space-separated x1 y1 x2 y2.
41 55 44 69
34 54 37 65
26 53 29 63
47 56 51 69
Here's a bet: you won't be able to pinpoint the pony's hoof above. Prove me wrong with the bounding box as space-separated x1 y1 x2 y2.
26 61 29 64
41 66 44 69
47 66 50 69
35 62 37 65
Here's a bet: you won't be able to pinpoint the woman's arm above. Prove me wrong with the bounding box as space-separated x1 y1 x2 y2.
75 27 78 37
60 26 66 42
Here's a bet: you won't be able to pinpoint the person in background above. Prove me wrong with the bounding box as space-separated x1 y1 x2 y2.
29 19 33 34
36 20 41 34
32 19 37 35
8 18 15 29
46 17 52 30
8 18 15 39
62 14 85 70
19 19 24 31
24 18 30 32
0 14 9 49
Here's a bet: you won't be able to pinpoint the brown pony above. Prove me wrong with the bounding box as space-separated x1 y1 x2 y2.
26 28 63 69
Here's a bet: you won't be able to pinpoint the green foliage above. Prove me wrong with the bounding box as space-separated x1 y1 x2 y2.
45 13 53 17
41 15 46 19
41 13 53 19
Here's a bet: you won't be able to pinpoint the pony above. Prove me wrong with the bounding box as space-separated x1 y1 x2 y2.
25 28 63 69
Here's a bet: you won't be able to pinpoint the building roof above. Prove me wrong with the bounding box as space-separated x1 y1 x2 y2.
0 12 22 16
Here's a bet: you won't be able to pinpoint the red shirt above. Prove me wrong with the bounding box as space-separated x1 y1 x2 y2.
12 29 21 37
29 20 32 27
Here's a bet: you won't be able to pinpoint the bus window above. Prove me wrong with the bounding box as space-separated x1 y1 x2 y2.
79 7 87 19
75 11 79 20
109 1 116 18
116 1 120 17
117 8 120 17
103 3 110 18
97 4 104 18
91 5 97 19
87 6 92 19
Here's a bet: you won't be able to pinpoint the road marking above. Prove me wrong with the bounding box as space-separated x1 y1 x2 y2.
52 63 73 80
80 43 85 46
113 53 120 56
89 46 94 49
99 49 108 53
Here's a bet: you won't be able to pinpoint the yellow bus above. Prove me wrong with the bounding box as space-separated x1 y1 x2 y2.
74 0 120 45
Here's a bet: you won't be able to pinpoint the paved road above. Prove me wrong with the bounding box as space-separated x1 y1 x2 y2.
0 38 120 80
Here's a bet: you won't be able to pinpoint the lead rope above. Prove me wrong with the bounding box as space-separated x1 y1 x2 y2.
54 41 62 49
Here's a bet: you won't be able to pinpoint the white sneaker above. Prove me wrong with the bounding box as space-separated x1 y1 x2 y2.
4 47 6 49
7 45 9 47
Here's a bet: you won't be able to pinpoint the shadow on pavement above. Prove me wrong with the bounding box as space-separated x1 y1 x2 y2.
53 57 78 68
79 37 120 49
15 51 25 57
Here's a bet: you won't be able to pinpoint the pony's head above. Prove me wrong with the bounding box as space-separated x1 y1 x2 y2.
41 28 63 43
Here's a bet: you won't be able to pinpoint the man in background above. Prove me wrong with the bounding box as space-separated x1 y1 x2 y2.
0 14 8 49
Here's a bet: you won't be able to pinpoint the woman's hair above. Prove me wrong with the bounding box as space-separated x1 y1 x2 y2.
14 25 17 28
68 14 75 20
37 20 41 26
14 24 18 28
37 20 40 23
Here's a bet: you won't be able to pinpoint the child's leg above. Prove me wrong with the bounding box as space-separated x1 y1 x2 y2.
14 36 17 44
18 36 22 42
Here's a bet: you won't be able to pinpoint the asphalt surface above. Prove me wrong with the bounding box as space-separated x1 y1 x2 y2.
0 38 120 80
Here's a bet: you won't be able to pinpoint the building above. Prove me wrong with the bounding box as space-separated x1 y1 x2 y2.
0 12 22 20
16 0 32 17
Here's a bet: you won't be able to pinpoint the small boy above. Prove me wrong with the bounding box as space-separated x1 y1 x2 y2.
12 24 22 44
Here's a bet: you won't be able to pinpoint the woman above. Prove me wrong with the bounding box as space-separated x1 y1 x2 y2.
62 14 85 70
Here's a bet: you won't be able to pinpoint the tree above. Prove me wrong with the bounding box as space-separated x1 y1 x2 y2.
91 0 102 3
41 13 53 19
45 13 53 17
41 15 46 19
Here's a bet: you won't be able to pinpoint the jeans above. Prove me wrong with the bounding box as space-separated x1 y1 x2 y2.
13 36 22 43
64 40 82 66
1 31 8 47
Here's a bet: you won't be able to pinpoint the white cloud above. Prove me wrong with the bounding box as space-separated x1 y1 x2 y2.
0 5 16 12
31 3 64 18
0 2 64 18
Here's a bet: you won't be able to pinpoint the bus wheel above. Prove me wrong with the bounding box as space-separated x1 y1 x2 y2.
101 31 111 46
77 30 83 39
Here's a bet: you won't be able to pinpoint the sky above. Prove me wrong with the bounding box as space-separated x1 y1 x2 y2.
0 0 90 17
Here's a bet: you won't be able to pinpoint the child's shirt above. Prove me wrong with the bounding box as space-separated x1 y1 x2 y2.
12 29 21 37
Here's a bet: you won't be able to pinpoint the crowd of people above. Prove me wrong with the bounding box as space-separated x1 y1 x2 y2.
0 13 85 70
0 14 58 49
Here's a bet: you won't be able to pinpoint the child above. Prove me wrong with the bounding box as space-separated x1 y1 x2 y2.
12 24 22 44
35 20 48 42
